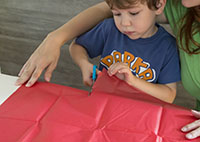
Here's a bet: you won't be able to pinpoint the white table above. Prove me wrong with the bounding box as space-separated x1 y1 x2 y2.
0 73 20 105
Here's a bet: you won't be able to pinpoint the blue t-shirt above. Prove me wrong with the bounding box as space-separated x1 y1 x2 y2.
76 18 181 84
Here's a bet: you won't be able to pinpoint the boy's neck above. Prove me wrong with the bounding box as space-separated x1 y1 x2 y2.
143 25 158 38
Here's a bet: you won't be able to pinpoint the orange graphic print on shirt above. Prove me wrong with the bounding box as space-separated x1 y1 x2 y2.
101 50 156 82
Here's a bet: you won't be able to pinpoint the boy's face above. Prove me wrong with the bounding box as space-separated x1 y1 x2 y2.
181 0 200 8
111 3 158 40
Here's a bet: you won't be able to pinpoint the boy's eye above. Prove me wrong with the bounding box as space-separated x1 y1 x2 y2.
130 12 139 16
113 13 121 16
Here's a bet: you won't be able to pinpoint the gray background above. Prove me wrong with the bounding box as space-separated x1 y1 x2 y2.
0 0 195 109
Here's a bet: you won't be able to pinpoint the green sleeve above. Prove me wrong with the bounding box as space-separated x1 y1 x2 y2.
164 0 187 36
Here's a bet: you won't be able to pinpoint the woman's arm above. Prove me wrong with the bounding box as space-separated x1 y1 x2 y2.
16 2 112 87
53 2 112 44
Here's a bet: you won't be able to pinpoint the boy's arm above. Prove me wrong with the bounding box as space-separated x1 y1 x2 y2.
16 2 112 87
129 77 177 103
69 41 96 86
69 40 90 70
108 63 177 103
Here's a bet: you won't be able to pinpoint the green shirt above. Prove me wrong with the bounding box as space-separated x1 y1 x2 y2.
164 0 200 108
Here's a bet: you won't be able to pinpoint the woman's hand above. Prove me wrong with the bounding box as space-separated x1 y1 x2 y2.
182 110 200 139
15 34 61 87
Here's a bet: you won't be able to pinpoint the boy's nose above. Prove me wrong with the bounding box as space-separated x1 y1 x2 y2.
121 17 131 27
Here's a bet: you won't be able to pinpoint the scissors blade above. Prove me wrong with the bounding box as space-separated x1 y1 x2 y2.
88 80 94 96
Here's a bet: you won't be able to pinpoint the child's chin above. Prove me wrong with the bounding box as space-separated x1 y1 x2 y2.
128 35 140 40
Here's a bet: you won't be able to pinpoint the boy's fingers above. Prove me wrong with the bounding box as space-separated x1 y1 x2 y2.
108 63 129 76
185 127 200 139
84 79 92 86
83 71 93 87
118 68 128 73
108 64 120 76
96 69 101 75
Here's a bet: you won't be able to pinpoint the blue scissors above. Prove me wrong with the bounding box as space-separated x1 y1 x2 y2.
88 65 97 96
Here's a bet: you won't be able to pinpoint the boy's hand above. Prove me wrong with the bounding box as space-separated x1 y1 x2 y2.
181 110 200 139
107 62 134 85
15 34 61 87
80 63 100 86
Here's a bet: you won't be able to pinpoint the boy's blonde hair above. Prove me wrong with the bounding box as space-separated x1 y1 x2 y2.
105 0 161 10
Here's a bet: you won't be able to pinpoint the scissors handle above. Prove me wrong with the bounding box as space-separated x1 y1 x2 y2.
92 65 97 81
88 65 97 96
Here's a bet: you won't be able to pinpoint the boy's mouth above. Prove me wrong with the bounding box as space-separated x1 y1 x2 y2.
124 31 135 35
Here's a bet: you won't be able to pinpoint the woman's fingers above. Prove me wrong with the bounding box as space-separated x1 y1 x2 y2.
182 119 200 132
25 66 44 87
182 110 200 139
191 110 200 118
185 126 200 139
15 61 36 86
44 61 58 82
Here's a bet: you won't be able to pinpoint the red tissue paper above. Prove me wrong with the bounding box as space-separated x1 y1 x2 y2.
0 69 199 142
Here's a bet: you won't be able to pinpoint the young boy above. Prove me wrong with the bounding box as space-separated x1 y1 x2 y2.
69 0 180 103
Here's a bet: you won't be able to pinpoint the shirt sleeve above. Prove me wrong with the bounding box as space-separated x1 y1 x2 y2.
157 37 181 84
75 20 108 58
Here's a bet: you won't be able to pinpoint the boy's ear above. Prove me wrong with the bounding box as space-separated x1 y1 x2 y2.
155 0 166 15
